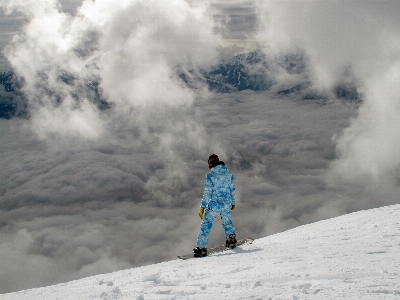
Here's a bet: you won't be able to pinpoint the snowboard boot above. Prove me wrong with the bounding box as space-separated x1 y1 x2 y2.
193 247 207 257
226 234 237 248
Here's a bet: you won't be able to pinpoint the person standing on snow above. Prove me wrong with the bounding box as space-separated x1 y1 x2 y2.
193 154 237 257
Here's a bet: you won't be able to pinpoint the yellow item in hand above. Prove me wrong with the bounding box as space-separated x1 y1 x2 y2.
199 208 204 220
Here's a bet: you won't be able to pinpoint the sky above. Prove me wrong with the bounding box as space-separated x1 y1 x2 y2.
3 204 400 299
1 0 400 294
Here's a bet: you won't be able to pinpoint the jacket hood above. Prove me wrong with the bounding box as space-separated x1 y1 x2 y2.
210 161 225 169
211 162 227 173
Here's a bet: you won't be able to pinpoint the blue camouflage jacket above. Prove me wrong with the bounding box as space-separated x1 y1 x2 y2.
200 163 236 209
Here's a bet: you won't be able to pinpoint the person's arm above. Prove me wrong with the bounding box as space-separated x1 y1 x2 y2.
200 173 213 209
230 174 236 207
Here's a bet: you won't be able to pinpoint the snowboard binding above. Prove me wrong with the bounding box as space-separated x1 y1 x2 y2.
226 234 237 249
193 247 208 257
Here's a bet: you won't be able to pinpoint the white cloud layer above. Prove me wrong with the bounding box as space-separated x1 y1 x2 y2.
1 0 220 140
1 0 400 294
0 92 358 293
255 0 400 202
0 0 223 291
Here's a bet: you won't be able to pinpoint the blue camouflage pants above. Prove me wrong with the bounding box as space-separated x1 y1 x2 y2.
196 202 236 248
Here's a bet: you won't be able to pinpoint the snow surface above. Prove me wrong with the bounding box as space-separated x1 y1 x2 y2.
3 205 400 299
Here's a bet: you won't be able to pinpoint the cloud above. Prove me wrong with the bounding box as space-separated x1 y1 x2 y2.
2 0 400 294
0 0 222 291
198 90 359 237
0 86 359 293
328 62 400 206
256 1 400 88
255 0 400 202
210 0 258 40
1 0 220 141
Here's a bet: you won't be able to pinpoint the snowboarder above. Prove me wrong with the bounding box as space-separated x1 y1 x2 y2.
193 154 237 257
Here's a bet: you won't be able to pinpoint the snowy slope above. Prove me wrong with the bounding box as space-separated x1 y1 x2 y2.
3 205 400 299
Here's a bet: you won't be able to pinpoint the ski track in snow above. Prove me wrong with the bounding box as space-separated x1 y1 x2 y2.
3 205 400 299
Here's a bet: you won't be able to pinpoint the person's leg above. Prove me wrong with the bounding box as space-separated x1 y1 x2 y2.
220 207 236 238
196 208 219 248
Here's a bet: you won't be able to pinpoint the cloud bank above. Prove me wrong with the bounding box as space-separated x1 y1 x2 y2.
0 0 222 292
1 0 219 140
256 0 400 206
1 0 400 294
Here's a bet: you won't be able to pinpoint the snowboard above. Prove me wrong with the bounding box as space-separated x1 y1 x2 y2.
178 237 254 260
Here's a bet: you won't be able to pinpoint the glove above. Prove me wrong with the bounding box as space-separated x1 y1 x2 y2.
231 205 235 210
199 208 204 220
